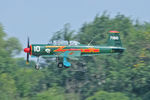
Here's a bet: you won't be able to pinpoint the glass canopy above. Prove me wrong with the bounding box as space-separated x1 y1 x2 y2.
48 40 80 46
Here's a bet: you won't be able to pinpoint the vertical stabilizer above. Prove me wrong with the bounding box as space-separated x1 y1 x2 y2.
107 31 122 47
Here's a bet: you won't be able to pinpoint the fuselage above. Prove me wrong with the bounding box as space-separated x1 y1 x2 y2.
27 44 125 57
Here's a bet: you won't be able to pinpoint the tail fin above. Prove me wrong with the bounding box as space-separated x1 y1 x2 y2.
107 31 122 47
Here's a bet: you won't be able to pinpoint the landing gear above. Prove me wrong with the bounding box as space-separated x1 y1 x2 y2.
56 57 63 68
56 57 71 68
63 57 71 68
57 62 64 68
35 64 40 70
34 56 72 70
35 57 40 70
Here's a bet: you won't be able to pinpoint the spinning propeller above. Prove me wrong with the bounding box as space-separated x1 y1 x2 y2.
24 37 30 64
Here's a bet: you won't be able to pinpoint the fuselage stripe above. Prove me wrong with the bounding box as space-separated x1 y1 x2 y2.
45 46 100 53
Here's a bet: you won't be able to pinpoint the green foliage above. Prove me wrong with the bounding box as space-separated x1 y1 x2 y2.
0 73 17 100
31 87 65 100
15 68 44 97
86 91 129 100
143 91 150 100
5 37 22 56
50 23 75 42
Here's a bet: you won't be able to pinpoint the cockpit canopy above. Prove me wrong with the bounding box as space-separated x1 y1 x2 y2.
48 40 80 46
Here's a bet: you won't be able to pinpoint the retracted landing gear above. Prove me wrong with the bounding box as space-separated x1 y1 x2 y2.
35 57 40 70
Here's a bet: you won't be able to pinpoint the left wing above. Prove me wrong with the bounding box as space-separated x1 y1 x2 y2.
58 51 81 57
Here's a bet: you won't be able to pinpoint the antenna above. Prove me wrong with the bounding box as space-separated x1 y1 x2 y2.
88 32 106 46
88 35 97 46
88 39 94 46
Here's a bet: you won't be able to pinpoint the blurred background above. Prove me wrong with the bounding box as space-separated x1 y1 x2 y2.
0 0 150 100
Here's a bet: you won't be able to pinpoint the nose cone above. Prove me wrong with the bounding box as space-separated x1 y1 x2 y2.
24 48 30 53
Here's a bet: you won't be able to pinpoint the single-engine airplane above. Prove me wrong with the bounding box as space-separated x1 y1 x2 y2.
24 31 125 70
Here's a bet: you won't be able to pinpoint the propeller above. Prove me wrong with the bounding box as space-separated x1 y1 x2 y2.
27 37 30 64
24 37 30 64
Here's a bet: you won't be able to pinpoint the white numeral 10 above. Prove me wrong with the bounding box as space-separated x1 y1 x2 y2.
34 46 40 52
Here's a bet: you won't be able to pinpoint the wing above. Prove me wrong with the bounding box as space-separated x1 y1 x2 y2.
59 51 81 57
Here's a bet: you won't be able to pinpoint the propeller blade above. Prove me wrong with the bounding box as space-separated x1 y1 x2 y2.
26 53 29 64
26 37 30 64
27 37 30 48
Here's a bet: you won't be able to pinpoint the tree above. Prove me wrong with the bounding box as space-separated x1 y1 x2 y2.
31 87 66 100
50 23 75 42
0 73 18 100
86 91 130 100
15 68 44 97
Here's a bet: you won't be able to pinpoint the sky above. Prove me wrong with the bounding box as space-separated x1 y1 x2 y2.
0 0 150 58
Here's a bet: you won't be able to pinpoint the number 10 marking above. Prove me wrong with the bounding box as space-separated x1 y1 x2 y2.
34 46 40 52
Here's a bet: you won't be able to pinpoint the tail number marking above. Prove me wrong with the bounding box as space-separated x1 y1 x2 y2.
110 36 119 40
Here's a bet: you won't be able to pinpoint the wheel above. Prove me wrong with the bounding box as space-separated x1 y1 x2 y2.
35 64 40 70
57 62 64 68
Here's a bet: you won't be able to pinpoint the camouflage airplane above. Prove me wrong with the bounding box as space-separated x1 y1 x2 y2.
24 31 125 70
